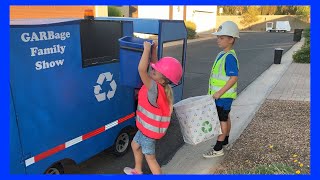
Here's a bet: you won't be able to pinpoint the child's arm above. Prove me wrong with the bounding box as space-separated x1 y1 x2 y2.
212 76 238 99
150 40 158 64
138 41 152 89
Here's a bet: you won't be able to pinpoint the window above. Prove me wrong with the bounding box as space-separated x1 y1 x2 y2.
161 39 185 86
80 20 123 68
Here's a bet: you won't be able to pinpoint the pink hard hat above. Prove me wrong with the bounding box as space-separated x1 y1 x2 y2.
151 57 183 85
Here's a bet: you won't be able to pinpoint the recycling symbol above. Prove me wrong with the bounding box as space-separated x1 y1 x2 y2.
94 72 117 102
201 121 213 133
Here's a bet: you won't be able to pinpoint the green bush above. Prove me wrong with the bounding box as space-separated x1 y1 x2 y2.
303 27 310 38
108 6 123 17
293 43 310 63
293 27 310 63
184 21 197 39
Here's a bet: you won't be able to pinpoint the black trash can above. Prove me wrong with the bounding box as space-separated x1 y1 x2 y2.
293 29 303 42
274 48 284 64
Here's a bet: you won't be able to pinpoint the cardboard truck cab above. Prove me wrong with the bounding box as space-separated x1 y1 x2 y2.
10 17 187 174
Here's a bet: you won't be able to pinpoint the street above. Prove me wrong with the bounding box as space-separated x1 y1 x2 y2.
78 32 296 174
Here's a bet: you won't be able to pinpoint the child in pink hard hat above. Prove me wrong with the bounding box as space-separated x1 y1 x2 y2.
124 40 182 175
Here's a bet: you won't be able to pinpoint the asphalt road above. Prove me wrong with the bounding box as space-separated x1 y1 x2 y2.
78 32 296 174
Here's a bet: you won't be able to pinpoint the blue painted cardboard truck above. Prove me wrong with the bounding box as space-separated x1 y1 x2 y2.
10 17 187 174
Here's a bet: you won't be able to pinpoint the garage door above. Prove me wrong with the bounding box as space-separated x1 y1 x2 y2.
193 11 215 33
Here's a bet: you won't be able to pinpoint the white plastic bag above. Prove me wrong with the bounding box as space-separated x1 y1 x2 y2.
173 95 222 145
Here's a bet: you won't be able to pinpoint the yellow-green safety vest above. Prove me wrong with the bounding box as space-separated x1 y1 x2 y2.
208 49 239 99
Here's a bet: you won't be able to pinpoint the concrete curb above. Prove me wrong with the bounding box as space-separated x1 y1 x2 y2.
161 38 305 174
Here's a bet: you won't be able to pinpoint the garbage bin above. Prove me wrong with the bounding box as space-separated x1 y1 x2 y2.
173 95 222 145
118 36 153 88
293 29 303 42
274 48 284 64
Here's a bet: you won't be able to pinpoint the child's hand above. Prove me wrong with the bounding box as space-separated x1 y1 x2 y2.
144 41 152 51
212 91 222 99
152 40 158 48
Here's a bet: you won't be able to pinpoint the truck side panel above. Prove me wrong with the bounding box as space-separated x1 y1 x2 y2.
10 22 136 174
10 87 26 174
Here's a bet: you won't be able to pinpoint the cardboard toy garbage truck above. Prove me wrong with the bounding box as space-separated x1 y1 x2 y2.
266 21 291 32
10 16 187 174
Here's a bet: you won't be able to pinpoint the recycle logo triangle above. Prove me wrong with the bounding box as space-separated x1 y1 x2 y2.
201 121 213 133
94 72 117 102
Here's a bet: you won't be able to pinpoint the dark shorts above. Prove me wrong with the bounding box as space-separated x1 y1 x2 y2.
216 106 231 122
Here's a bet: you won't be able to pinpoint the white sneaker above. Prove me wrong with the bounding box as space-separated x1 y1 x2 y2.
223 144 232 151
203 148 224 158
123 167 142 175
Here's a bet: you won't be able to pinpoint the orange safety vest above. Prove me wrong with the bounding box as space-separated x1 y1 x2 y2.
136 83 171 139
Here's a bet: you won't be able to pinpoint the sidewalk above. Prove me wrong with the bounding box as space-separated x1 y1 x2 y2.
213 62 310 174
161 38 307 174
268 63 310 102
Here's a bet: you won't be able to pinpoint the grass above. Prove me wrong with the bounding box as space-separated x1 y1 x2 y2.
225 164 296 174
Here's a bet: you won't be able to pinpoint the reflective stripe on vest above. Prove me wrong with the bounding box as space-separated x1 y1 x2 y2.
209 74 230 81
136 116 168 134
137 105 170 123
209 85 236 94
136 83 171 139
208 49 239 99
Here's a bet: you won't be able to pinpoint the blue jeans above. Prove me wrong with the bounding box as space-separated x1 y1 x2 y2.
133 130 156 155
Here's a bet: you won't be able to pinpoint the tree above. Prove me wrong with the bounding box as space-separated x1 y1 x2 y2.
275 6 282 14
287 6 299 15
218 6 234 15
235 6 246 15
240 6 260 29
218 6 246 15
275 6 299 15
296 6 310 16
296 6 310 22
259 6 277 15
274 5 310 18
280 6 289 14
108 6 123 17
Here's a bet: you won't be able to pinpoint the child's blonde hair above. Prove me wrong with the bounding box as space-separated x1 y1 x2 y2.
163 78 174 114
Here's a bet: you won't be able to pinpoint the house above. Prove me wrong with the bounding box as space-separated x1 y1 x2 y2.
137 6 217 33
10 5 217 33
10 6 108 19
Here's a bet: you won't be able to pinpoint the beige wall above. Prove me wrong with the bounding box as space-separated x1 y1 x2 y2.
10 6 109 19
138 6 170 19
10 6 96 19
172 6 184 20
185 6 217 33
216 15 310 31
95 6 108 17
